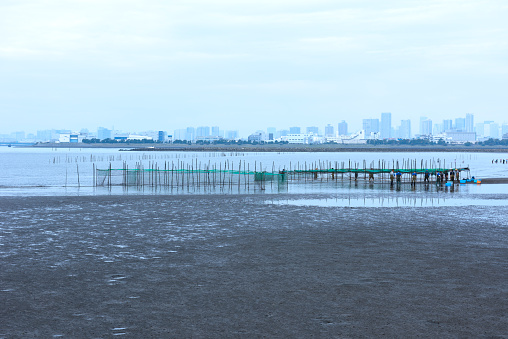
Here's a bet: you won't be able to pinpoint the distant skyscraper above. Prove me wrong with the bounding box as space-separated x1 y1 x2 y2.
362 119 379 137
399 120 411 139
487 122 500 139
380 112 391 139
97 127 112 140
502 123 508 139
278 130 289 138
289 126 301 134
174 129 186 141
466 114 474 132
196 126 210 138
434 123 443 134
338 121 348 136
455 118 466 131
474 123 484 138
306 126 319 135
211 126 220 137
267 127 276 136
443 119 453 131
226 130 238 139
324 124 334 136
13 131 25 141
158 131 167 142
419 118 432 136
185 127 195 141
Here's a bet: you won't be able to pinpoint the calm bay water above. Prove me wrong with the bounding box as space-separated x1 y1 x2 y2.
0 146 506 196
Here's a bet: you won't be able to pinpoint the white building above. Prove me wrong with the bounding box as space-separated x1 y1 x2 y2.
58 133 85 143
286 134 312 144
127 135 153 141
445 131 476 144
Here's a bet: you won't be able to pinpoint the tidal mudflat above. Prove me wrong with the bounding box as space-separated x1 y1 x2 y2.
1 194 507 337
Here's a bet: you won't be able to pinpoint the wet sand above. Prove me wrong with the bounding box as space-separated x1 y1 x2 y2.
1 194 507 337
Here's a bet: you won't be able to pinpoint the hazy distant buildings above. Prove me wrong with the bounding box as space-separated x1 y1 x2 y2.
248 132 263 142
443 119 453 131
475 123 484 138
338 121 348 136
455 118 466 131
325 124 334 137
380 112 391 139
306 126 319 135
487 122 500 139
226 130 239 140
287 134 313 144
289 127 301 134
466 113 474 132
196 126 210 138
173 129 186 141
476 121 500 140
502 124 508 139
185 127 195 141
419 117 432 136
397 120 411 139
362 119 379 138
267 127 276 137
445 131 476 143
97 127 112 140
59 133 80 143
158 131 167 142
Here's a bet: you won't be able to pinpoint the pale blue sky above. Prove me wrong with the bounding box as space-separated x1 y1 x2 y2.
1 0 507 135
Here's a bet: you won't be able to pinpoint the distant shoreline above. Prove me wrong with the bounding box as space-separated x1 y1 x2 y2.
28 142 508 153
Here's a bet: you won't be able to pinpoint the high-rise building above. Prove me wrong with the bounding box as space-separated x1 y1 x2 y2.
158 131 167 142
97 127 112 140
173 129 186 141
196 126 210 138
487 122 500 139
443 119 453 131
225 130 239 140
362 119 379 137
380 112 391 139
502 123 508 139
306 126 319 135
474 123 484 138
465 114 474 133
324 124 334 136
184 127 195 141
399 120 411 139
289 126 301 134
278 130 289 138
455 118 466 131
338 121 348 136
267 127 276 136
419 117 432 136
12 131 25 141
211 126 220 137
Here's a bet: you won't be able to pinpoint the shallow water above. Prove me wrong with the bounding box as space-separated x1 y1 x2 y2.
268 196 507 208
1 147 507 196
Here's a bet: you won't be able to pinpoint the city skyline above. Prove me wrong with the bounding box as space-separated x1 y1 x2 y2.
1 1 508 135
0 112 500 137
3 113 508 144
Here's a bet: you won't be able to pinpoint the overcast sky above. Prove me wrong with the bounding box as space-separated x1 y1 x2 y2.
1 0 507 135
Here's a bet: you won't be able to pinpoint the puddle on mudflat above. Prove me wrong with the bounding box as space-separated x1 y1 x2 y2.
267 197 507 208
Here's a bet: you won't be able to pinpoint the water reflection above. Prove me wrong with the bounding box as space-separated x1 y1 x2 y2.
268 195 506 208
0 174 505 197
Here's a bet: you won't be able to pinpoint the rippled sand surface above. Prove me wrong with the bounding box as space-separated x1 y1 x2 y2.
1 194 507 337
